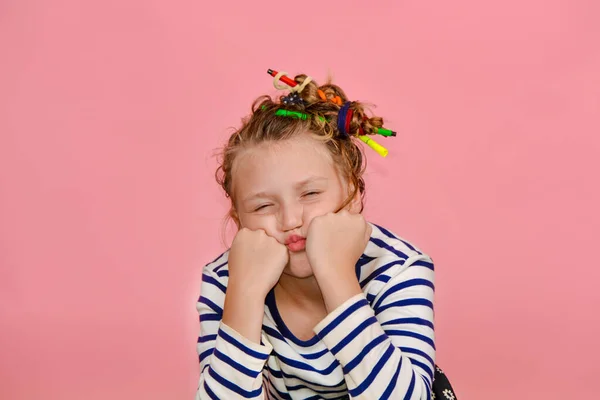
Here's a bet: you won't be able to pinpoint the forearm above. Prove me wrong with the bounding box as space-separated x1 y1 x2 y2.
222 282 267 344
196 323 271 399
197 275 271 399
314 294 433 399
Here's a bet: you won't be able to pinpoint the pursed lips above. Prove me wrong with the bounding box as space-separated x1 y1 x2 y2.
285 234 305 245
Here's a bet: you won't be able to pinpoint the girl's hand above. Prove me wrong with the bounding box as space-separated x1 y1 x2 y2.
227 228 289 299
223 228 288 343
305 211 372 282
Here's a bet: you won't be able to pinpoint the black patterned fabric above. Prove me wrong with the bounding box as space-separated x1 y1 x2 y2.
432 365 458 400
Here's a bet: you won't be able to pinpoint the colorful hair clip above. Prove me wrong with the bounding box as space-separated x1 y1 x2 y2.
268 69 312 93
337 102 353 137
281 92 305 106
317 89 342 105
273 108 390 157
274 109 313 120
268 69 297 88
359 136 388 157
375 127 396 137
267 68 393 157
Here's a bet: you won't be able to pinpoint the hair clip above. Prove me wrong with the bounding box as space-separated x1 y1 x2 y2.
268 69 312 93
358 136 388 157
337 102 353 138
281 92 305 106
273 108 390 157
274 109 312 120
265 69 393 157
317 89 342 105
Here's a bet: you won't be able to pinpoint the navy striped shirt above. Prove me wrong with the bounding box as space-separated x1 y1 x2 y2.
196 223 435 399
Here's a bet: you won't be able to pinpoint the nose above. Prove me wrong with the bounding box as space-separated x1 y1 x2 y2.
278 202 303 232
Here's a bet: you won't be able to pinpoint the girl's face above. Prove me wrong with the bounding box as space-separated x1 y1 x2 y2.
231 134 358 278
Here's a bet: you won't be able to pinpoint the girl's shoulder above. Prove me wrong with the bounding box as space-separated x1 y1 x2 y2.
201 249 231 283
366 222 431 260
359 222 434 289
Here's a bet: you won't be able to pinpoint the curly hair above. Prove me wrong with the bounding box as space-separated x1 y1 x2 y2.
215 73 387 229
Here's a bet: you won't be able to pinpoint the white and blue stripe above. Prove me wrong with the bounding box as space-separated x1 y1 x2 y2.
196 223 435 399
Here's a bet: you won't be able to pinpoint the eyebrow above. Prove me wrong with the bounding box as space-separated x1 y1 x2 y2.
242 176 328 203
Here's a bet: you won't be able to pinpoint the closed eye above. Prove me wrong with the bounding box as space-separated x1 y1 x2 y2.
254 204 272 212
303 191 321 197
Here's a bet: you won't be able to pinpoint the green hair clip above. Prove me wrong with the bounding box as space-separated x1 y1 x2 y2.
271 109 394 157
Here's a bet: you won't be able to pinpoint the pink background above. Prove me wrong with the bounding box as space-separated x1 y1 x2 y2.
1 1 599 399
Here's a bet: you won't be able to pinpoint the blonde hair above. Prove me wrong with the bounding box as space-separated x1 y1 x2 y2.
215 73 387 231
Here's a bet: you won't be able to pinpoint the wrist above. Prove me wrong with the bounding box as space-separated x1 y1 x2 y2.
312 262 356 282
227 277 271 301
314 268 362 313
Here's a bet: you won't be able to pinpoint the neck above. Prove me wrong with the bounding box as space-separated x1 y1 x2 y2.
275 273 324 307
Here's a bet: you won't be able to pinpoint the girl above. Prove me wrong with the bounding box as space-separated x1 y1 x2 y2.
195 70 455 399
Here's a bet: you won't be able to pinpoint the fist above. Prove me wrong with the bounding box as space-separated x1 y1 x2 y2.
305 211 372 279
228 228 289 297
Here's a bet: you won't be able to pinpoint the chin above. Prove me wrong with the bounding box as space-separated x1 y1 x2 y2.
283 252 314 278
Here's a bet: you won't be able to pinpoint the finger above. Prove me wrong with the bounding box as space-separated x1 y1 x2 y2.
256 228 276 238
253 229 266 237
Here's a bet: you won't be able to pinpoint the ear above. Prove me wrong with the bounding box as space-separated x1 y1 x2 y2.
229 207 242 229
347 188 363 214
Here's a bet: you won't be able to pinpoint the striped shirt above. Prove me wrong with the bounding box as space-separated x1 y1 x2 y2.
196 223 435 399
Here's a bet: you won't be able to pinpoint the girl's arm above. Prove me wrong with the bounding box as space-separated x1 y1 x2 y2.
195 264 271 400
314 253 436 400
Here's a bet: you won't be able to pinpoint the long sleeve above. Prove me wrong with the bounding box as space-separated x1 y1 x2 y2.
313 253 435 400
196 261 272 399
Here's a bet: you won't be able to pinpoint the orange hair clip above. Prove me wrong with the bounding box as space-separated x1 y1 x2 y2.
317 89 343 105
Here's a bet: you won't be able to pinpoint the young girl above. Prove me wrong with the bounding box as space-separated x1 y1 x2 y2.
195 70 455 399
